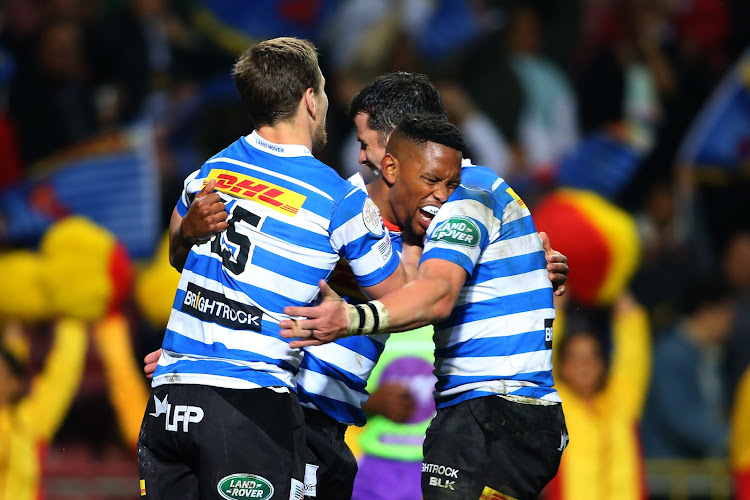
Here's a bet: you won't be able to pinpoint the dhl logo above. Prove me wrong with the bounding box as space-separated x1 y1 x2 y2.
505 187 527 209
206 169 306 216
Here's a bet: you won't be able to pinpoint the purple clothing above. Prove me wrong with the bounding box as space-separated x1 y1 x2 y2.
352 455 422 500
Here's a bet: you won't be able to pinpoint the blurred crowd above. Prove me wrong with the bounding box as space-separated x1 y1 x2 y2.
0 0 749 498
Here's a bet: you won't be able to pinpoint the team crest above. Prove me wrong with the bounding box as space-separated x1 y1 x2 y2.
362 198 384 236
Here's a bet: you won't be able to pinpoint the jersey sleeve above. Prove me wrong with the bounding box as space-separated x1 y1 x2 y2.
175 169 204 217
329 187 400 287
420 192 492 276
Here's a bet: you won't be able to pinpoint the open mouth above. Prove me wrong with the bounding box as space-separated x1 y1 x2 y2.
419 205 440 225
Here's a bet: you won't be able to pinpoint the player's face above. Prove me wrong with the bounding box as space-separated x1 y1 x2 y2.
354 113 386 174
312 73 328 152
390 142 462 237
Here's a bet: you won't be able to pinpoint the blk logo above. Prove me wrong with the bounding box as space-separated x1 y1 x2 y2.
149 395 204 432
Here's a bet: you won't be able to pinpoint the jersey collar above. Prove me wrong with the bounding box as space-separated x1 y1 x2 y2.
245 131 313 158
382 217 402 233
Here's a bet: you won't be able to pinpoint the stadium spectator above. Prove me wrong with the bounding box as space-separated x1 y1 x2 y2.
641 276 735 459
0 214 131 500
721 231 750 400
138 37 407 499
545 292 651 500
507 4 579 176
0 320 87 500
8 19 96 165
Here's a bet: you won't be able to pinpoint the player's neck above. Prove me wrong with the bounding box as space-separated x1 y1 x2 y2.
255 121 313 150
366 178 398 229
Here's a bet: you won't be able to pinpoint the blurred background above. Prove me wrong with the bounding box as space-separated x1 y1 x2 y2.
0 0 748 498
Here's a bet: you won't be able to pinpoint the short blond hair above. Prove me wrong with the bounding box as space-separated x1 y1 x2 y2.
233 37 322 127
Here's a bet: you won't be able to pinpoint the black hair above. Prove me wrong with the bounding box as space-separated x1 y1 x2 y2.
681 275 733 317
389 114 468 156
348 72 447 141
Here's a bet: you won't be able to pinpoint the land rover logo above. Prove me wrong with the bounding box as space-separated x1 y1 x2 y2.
429 216 480 247
217 473 274 499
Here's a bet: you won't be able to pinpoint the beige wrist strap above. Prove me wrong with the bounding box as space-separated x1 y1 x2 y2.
346 300 390 336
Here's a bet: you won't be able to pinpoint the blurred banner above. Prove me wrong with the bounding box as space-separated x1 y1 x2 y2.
679 46 750 172
556 130 642 200
192 0 342 53
0 126 160 258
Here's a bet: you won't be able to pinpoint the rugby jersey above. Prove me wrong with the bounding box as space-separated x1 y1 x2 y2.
152 132 400 390
421 159 560 408
295 175 400 427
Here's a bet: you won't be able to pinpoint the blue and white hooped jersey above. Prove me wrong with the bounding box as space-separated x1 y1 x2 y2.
152 132 400 390
421 160 560 408
295 174 401 426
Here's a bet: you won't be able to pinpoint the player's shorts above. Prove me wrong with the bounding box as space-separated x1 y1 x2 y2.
302 407 358 499
137 384 306 500
421 395 567 500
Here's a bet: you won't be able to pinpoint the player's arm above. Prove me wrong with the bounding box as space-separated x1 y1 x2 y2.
377 258 465 331
169 178 228 271
280 258 466 348
142 263 408 376
359 261 408 299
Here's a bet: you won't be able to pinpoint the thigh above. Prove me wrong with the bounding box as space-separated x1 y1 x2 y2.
303 408 357 500
138 385 200 500
422 398 567 500
198 387 307 500
421 403 484 500
478 398 566 499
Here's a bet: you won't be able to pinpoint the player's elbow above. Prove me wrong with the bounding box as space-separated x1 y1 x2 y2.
432 301 453 323
430 282 457 322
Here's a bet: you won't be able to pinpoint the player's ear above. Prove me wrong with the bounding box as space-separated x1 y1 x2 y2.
304 87 316 119
380 153 398 185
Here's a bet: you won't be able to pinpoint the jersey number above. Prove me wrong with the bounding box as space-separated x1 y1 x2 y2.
211 206 261 274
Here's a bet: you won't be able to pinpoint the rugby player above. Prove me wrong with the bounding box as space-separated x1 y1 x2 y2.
137 38 407 500
282 122 569 500
145 72 568 499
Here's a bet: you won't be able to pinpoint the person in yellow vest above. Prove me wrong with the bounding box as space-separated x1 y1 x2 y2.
544 292 650 500
0 315 87 500
0 216 136 499
0 214 134 500
731 364 750 499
